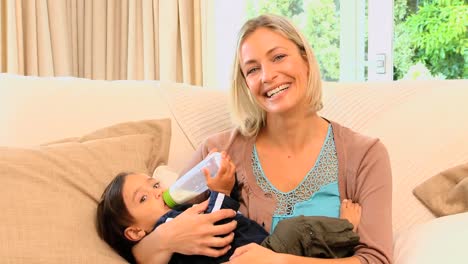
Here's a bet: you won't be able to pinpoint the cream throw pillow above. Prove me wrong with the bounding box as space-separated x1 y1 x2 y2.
413 162 468 217
153 165 179 189
394 212 468 264
0 119 171 263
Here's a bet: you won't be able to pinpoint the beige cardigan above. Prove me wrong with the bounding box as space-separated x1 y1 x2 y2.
183 120 393 264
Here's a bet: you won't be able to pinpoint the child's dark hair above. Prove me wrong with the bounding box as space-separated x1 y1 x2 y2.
96 172 137 263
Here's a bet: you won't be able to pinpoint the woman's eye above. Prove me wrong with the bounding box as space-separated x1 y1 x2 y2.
153 182 160 189
139 195 147 203
246 67 258 76
273 54 286 61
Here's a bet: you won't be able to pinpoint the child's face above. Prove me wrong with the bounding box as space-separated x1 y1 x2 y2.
122 173 171 233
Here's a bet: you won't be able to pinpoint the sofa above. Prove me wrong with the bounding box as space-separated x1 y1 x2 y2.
1 73 467 263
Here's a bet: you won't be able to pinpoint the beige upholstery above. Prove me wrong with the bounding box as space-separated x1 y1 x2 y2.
0 119 171 263
0 76 233 173
320 80 468 234
1 73 467 263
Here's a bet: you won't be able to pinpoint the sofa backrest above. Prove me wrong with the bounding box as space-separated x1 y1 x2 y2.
320 80 468 235
154 79 468 236
1 73 467 236
0 75 231 171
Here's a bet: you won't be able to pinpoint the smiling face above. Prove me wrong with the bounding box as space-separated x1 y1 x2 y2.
122 173 170 241
240 27 310 116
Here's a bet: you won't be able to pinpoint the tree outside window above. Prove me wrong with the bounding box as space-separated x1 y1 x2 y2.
246 0 467 81
246 0 341 81
394 0 467 80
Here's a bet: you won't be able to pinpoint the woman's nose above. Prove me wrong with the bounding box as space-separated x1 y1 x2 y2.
261 64 277 83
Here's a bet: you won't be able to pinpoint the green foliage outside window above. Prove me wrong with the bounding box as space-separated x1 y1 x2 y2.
246 0 467 80
296 0 340 80
393 0 416 79
246 0 340 81
403 0 467 79
246 0 304 18
394 0 467 80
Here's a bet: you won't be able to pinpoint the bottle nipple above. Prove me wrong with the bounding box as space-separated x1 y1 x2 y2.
162 190 177 208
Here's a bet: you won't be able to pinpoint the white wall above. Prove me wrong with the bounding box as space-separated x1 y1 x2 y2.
214 0 247 90
368 0 394 81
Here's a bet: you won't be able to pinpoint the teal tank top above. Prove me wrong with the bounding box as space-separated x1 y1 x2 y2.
252 125 340 233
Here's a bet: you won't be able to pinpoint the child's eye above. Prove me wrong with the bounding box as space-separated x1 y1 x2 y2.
140 195 147 203
153 182 160 189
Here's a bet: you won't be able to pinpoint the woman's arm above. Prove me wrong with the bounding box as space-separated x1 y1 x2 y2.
351 140 393 264
132 200 237 264
227 243 361 264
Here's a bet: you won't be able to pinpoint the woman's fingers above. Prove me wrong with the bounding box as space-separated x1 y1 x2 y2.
185 199 209 214
206 208 237 223
195 232 234 257
198 244 232 258
201 232 235 248
209 220 237 237
180 205 237 235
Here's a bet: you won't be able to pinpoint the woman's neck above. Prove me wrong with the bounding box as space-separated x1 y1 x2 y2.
258 112 329 154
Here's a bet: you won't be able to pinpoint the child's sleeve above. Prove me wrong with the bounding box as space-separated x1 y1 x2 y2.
205 191 240 213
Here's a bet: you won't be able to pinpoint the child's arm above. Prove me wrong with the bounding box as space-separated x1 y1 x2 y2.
203 152 236 196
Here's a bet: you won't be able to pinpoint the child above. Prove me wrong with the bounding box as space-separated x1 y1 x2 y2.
96 155 361 264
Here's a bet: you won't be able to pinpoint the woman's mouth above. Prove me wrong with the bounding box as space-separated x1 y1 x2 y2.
266 84 290 98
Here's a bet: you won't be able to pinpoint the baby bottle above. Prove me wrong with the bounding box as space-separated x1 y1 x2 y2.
162 152 222 208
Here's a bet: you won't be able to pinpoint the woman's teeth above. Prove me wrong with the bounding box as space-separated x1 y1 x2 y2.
266 84 290 98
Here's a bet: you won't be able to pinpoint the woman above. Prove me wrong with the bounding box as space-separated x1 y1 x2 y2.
133 14 392 264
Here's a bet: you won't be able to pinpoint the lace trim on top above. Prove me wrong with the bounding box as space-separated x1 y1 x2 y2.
252 125 338 215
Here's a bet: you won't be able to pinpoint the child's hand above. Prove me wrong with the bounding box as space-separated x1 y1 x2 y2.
207 148 218 155
203 152 236 196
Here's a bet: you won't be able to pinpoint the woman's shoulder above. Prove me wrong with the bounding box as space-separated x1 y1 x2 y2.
200 128 253 153
330 120 392 195
330 120 389 158
204 128 238 142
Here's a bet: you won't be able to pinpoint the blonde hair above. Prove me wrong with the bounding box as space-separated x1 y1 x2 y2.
230 14 323 137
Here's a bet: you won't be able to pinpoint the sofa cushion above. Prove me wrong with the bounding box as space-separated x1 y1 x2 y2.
45 119 172 172
0 75 170 147
413 162 468 217
393 212 468 264
321 80 468 234
159 81 233 148
0 119 171 263
0 74 214 173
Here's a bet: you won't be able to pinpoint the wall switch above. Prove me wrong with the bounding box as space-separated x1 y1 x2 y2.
376 53 386 74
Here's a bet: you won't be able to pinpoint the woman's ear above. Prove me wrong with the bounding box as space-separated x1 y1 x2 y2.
124 226 146 242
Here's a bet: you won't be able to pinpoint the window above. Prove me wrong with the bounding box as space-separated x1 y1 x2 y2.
212 0 467 89
214 0 369 88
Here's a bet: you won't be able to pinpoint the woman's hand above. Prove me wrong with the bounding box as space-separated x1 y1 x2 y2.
165 200 237 255
133 199 237 263
226 243 284 264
